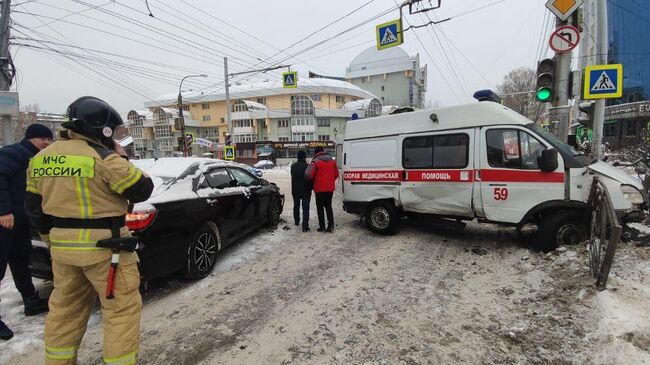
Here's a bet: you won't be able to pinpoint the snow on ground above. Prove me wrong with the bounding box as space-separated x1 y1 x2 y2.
2 168 650 364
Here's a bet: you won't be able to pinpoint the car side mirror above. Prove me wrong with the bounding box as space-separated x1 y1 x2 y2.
260 178 269 186
538 148 558 172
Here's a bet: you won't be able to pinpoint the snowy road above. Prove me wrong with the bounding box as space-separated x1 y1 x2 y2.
2 169 650 364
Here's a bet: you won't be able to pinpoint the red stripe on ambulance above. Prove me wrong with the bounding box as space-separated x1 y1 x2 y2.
343 170 402 182
480 169 564 183
405 170 474 182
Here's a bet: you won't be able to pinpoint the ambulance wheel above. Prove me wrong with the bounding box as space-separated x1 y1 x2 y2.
537 210 586 252
186 222 221 279
366 201 399 234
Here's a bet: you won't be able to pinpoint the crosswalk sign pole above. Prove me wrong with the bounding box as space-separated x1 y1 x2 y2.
591 0 609 160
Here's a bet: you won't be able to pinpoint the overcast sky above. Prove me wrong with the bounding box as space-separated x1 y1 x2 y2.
12 0 554 114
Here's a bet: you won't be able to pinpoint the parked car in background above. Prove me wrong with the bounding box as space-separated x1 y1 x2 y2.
30 158 284 281
254 160 275 169
245 165 264 177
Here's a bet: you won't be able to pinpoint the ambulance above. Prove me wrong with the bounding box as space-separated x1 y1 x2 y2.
336 98 646 250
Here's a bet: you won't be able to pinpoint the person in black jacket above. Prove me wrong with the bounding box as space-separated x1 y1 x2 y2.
0 124 53 341
290 150 312 232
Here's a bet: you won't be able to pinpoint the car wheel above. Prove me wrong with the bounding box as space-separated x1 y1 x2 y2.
186 222 221 279
266 196 282 227
537 210 586 252
366 201 399 235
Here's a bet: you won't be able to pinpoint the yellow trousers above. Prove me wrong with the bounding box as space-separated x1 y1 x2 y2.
44 258 141 365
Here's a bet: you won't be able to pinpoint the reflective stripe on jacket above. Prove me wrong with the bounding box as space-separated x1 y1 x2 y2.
26 130 153 266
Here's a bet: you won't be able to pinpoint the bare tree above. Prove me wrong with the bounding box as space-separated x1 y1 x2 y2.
497 67 546 122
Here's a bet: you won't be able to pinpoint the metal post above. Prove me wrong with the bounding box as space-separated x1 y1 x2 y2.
591 0 608 159
224 57 232 146
553 16 573 143
177 91 187 157
0 0 13 146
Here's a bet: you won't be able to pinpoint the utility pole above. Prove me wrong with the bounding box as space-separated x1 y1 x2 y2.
223 57 232 146
0 0 13 146
591 0 608 159
552 16 573 143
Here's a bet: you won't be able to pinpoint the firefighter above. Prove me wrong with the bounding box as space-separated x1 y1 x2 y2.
26 96 154 365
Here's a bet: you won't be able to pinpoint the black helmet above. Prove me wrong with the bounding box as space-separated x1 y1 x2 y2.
63 96 123 139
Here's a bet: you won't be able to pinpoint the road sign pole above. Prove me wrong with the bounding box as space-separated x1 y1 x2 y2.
224 57 232 147
591 0 608 159
0 0 14 146
552 17 573 143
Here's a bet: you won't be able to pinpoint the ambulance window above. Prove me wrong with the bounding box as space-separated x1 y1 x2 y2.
403 133 468 169
486 129 545 170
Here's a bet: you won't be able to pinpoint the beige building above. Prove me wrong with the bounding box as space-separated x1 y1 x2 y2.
129 78 381 164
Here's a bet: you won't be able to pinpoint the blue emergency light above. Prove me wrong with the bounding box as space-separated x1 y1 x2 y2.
473 89 501 103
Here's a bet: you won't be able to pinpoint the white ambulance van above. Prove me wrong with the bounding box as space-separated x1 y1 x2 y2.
337 100 646 250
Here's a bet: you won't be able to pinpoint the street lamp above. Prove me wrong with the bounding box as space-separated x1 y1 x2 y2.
178 74 208 157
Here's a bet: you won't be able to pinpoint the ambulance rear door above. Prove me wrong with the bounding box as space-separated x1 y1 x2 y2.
399 129 476 218
477 126 565 223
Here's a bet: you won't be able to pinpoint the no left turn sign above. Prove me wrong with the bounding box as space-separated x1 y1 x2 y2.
549 25 580 54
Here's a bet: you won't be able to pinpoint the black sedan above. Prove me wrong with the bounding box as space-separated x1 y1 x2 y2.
30 158 284 280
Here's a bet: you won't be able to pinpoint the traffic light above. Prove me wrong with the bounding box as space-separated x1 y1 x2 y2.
225 133 232 146
536 58 555 103
578 101 595 128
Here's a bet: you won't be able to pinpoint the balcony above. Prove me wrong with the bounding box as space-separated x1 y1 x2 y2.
233 126 255 135
291 125 315 133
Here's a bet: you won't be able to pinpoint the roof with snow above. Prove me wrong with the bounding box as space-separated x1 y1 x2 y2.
145 78 377 107
346 46 416 79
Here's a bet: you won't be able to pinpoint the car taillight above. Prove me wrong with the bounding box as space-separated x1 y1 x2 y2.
126 208 157 231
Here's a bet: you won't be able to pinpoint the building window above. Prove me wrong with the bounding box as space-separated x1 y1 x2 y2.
381 85 385 91
234 134 256 143
278 136 290 142
220 117 225 123
311 94 321 101
291 132 314 141
278 119 289 128
256 97 266 105
202 103 210 110
291 117 314 127
604 124 617 137
233 119 252 128
232 100 248 112
291 95 314 115
625 121 636 136
317 118 330 127
202 115 211 122
336 95 344 103
318 135 330 141
202 127 218 139
182 104 190 111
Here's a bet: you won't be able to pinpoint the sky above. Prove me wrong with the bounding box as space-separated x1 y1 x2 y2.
12 0 556 114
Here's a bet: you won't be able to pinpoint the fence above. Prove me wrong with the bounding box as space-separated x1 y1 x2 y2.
586 176 622 291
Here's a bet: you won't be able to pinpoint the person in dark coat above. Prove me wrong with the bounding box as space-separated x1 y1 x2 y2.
291 150 312 232
0 124 53 341
305 146 339 232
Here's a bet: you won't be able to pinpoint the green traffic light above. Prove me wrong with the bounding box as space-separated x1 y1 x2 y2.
536 87 552 102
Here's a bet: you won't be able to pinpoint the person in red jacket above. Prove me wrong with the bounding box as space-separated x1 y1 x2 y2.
305 146 339 232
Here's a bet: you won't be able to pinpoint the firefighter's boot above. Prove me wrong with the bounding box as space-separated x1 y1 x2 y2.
0 317 13 340
24 291 49 316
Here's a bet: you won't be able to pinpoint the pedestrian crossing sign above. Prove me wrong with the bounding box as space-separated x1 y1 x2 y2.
376 19 403 50
224 145 235 160
583 64 623 99
282 71 298 89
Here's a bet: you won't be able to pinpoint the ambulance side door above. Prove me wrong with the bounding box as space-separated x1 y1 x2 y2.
399 129 475 218
478 126 564 223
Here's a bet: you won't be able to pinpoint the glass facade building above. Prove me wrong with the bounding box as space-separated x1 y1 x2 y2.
607 0 650 104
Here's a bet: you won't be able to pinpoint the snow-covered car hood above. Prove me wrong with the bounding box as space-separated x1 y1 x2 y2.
588 161 643 190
